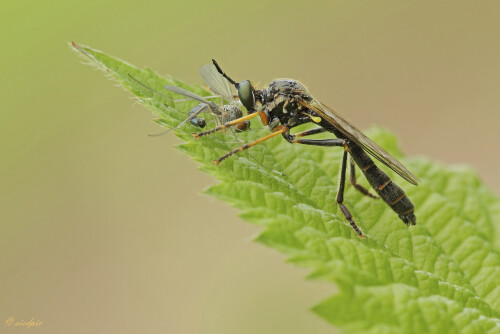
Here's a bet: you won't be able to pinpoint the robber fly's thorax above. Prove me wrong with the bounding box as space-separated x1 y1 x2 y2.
258 79 314 130
261 79 312 102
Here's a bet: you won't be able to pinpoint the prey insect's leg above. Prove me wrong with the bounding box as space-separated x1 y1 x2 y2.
193 112 262 139
213 126 288 165
349 158 378 199
337 147 365 238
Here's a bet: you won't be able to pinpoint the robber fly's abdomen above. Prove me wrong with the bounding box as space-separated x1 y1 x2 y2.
348 144 416 225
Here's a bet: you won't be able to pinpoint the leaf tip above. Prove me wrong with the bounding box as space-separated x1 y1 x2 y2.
69 41 83 53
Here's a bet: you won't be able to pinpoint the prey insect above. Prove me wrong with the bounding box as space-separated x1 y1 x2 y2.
128 63 249 134
193 60 420 238
128 66 285 175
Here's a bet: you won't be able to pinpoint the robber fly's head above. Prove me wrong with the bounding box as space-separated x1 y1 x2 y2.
212 59 256 112
236 80 256 112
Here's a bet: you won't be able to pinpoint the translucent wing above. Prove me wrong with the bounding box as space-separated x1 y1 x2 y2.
164 85 220 115
301 99 420 185
199 63 234 101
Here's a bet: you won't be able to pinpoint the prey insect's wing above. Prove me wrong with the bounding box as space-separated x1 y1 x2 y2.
164 85 220 114
301 99 420 185
128 74 213 115
199 64 234 101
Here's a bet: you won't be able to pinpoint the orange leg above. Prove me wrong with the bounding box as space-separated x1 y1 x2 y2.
213 126 288 165
193 112 261 139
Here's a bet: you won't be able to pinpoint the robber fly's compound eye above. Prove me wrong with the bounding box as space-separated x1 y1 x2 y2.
238 80 255 111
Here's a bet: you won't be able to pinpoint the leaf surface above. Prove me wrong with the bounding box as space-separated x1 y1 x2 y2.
71 42 500 334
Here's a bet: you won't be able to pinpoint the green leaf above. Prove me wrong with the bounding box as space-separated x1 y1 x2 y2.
71 42 500 334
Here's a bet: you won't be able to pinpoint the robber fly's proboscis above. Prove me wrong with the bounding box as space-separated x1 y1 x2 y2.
192 59 420 238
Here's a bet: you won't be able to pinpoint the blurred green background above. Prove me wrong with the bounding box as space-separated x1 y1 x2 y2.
1 1 499 333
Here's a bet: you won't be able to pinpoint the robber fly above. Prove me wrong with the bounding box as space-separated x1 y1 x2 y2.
193 60 419 238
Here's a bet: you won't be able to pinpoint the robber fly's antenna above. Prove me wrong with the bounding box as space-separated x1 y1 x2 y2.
212 59 240 88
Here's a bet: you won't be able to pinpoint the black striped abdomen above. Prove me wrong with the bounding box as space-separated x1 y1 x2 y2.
348 144 416 225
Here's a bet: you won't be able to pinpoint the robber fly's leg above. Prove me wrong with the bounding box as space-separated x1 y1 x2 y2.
193 111 262 139
288 129 376 200
337 146 365 238
285 135 365 238
293 127 327 138
349 158 378 199
285 137 344 147
213 126 288 165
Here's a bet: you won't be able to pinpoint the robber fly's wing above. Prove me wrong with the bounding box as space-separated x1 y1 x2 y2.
164 85 220 114
301 99 419 185
199 63 234 101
